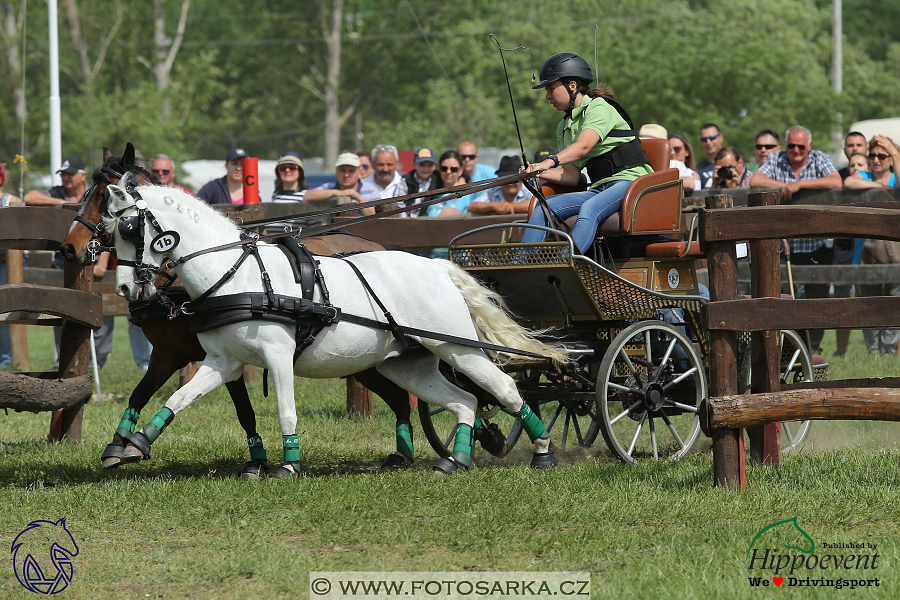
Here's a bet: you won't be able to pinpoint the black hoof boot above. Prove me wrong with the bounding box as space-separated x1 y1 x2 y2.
432 457 465 476
474 423 508 457
269 461 302 479
380 452 412 472
530 451 558 469
101 442 126 470
240 459 270 480
119 432 152 464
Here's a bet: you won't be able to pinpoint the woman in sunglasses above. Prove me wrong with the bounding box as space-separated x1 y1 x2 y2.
844 135 898 190
668 133 701 190
424 150 467 217
268 151 312 233
522 53 652 253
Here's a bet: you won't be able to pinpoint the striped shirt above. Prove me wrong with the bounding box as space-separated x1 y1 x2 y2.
758 150 837 253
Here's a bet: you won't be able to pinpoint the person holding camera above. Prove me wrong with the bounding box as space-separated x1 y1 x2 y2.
708 146 752 189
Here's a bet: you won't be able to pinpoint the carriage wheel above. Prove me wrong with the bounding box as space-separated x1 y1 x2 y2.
776 330 813 453
597 321 706 464
418 400 522 461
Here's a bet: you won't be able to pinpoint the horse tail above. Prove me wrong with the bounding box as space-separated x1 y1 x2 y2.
433 259 569 366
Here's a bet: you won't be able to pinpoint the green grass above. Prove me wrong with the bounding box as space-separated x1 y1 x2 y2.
0 320 898 598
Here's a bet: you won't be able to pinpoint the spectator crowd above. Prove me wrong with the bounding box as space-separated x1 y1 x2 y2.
3 120 899 363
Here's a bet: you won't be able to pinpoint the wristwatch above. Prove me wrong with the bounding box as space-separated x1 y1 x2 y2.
547 154 560 167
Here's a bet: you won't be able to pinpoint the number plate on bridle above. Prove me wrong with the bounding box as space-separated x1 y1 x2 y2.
151 231 180 253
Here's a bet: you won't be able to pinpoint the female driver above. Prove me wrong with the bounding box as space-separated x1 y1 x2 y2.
523 53 652 252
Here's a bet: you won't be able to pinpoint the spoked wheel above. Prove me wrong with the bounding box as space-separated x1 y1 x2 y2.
597 321 706 464
418 400 521 460
506 366 601 455
777 330 813 453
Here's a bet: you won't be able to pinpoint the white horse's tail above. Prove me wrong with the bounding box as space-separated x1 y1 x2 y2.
433 259 569 366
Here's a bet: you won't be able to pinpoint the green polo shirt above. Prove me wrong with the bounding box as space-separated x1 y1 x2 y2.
557 95 652 188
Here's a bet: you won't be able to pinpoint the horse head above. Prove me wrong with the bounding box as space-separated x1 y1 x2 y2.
105 183 161 302
60 142 157 265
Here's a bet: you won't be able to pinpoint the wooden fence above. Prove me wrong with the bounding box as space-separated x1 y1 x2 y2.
698 192 900 489
1 206 102 441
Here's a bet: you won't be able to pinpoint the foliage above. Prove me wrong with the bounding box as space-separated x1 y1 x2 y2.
1 0 899 177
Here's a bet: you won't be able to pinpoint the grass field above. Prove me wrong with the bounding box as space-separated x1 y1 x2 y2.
1 319 898 599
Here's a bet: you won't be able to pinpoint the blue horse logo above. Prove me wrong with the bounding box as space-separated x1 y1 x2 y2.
11 518 79 594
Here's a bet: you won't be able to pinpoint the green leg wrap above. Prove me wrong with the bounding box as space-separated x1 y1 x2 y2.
474 415 485 429
142 407 174 444
451 423 474 468
515 403 547 443
396 420 414 461
115 407 141 438
283 435 301 464
247 434 267 461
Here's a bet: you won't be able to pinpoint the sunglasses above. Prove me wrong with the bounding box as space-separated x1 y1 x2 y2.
440 165 460 173
359 163 372 169
869 153 890 161
460 154 477 161
277 164 299 172
671 145 685 153
787 144 807 151
700 134 719 142
756 144 778 150
151 169 170 175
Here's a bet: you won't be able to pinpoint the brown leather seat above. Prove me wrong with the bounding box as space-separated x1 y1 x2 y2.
644 241 702 258
527 138 682 239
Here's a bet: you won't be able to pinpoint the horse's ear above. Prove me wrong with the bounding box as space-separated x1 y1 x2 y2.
102 147 114 162
106 184 134 214
123 143 135 169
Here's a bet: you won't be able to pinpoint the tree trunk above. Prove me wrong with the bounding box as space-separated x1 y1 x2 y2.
1 2 25 122
151 0 191 114
322 0 344 168
63 0 90 83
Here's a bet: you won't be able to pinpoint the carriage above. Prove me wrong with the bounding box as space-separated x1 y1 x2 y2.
417 138 828 464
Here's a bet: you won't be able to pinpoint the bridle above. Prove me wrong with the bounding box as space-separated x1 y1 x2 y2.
109 171 169 286
77 165 139 261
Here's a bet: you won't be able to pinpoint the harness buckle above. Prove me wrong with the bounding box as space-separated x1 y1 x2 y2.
180 301 194 316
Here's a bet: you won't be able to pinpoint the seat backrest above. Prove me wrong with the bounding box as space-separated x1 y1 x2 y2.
641 138 670 173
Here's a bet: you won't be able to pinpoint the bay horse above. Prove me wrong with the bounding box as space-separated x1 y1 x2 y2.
106 183 566 476
61 145 504 476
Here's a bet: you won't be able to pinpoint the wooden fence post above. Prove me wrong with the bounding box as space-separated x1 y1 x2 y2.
705 194 745 489
49 259 94 442
6 249 28 370
747 191 782 464
346 375 374 420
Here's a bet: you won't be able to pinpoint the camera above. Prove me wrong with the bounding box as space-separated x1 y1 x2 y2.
717 165 737 179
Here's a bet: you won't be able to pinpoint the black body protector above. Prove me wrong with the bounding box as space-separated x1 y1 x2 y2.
534 52 650 182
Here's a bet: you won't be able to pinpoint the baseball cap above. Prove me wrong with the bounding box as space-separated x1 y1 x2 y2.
533 147 555 163
335 152 361 168
225 148 248 162
638 124 668 140
276 152 304 169
414 147 436 164
57 155 86 174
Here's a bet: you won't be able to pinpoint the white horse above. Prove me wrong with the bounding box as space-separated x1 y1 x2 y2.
106 184 567 476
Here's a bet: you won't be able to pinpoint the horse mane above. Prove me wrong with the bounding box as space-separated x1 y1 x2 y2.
90 154 158 186
102 184 238 236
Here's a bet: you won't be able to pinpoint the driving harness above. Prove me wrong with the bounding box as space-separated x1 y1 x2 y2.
112 179 551 366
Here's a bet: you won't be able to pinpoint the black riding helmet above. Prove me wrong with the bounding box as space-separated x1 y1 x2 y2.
534 53 594 117
533 52 593 89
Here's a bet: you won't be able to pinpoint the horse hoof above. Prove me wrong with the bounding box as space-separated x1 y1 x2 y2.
124 431 152 456
530 451 558 469
119 444 149 464
380 452 412 472
240 459 270 480
269 462 301 479
474 423 508 457
432 457 464 476
101 443 125 469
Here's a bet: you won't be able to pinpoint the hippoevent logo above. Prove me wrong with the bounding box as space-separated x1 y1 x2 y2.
746 517 880 590
11 518 79 594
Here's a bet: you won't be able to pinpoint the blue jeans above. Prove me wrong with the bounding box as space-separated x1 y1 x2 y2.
521 179 632 252
128 320 153 369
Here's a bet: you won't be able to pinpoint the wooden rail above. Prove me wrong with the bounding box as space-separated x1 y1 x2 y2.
701 193 900 488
